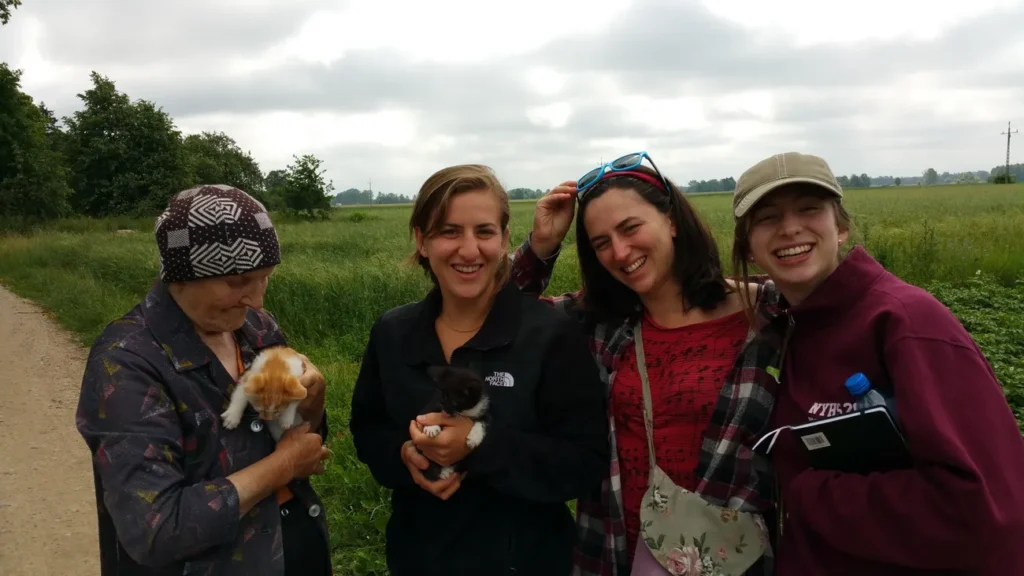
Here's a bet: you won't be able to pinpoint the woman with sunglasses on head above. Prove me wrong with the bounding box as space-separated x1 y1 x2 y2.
508 152 788 575
728 151 1024 576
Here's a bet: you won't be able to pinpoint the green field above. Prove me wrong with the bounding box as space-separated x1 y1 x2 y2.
2 183 1023 574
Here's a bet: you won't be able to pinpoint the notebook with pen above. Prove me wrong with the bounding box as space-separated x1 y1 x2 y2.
753 406 913 474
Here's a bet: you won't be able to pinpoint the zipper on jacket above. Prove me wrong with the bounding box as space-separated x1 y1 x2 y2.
776 312 795 380
507 530 517 575
774 313 795 550
776 472 784 539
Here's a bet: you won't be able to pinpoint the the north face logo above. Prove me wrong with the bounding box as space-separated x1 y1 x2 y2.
485 372 515 388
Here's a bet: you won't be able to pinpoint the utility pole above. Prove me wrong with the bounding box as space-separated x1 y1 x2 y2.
1001 121 1017 183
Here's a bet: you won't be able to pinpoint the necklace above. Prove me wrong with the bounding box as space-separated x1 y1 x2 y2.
437 316 484 333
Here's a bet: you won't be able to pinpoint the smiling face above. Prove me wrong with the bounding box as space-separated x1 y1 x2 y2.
746 184 849 305
170 266 275 334
582 186 678 299
416 188 510 303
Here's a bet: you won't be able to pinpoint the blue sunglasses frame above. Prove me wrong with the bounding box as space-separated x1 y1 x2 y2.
576 151 672 198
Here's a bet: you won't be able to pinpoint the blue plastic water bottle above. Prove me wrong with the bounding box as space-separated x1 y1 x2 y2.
845 372 897 420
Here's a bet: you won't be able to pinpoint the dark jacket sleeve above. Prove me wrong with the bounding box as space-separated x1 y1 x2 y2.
348 320 415 489
75 348 241 567
462 317 609 502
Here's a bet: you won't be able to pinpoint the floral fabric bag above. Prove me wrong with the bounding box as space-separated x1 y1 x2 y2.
630 322 769 576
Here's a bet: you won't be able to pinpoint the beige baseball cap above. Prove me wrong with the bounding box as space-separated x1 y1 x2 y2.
732 152 844 218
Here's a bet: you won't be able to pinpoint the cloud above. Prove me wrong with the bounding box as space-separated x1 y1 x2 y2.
17 0 330 66
3 0 1023 194
534 0 1024 91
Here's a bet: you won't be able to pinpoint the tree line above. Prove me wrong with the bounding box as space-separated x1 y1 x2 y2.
684 167 1018 193
1 65 345 223
3 57 1018 225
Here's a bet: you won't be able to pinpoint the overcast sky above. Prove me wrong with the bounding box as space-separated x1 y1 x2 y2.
2 0 1022 194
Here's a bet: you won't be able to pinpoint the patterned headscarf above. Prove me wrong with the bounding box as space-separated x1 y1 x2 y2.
154 184 281 283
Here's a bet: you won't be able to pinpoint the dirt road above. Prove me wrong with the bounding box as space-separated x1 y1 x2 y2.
0 286 99 576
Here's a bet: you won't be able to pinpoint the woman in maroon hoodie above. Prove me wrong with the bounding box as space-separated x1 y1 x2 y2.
729 151 1024 575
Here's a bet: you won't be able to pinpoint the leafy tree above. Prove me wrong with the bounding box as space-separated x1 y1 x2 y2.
507 187 545 200
894 177 902 186
260 169 289 211
1 0 21 25
374 192 412 204
0 64 72 220
922 168 939 186
182 131 265 200
63 72 190 216
988 163 1023 184
265 169 288 191
684 178 736 193
36 103 67 154
331 187 374 205
282 154 333 218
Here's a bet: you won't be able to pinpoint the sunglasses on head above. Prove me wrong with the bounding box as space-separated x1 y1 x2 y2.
576 151 673 199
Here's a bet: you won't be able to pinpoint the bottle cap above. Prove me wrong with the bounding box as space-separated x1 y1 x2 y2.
845 372 870 397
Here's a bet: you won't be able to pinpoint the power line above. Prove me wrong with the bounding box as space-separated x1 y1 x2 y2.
1001 121 1018 183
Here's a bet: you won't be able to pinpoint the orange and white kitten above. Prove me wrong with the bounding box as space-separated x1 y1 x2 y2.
221 346 307 441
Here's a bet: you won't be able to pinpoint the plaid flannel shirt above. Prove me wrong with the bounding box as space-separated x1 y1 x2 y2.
509 235 790 576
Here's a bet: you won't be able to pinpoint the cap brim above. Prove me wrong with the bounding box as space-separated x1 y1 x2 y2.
734 177 843 218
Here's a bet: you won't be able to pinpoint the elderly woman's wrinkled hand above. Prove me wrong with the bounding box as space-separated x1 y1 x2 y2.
296 353 326 426
275 422 330 479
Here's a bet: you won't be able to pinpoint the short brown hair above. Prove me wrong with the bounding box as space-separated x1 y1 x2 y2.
731 186 853 319
408 164 511 286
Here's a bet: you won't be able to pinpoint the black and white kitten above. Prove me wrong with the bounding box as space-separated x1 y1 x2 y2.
418 365 490 481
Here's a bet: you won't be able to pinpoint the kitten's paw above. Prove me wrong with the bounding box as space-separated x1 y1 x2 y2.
221 410 242 430
439 466 454 480
466 422 485 448
423 424 442 438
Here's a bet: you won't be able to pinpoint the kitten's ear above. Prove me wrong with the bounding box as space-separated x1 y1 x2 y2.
426 365 447 382
285 376 308 401
241 370 263 393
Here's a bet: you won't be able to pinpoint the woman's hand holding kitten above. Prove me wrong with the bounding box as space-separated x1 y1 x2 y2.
410 413 475 466
295 353 326 429
275 422 330 480
400 440 464 500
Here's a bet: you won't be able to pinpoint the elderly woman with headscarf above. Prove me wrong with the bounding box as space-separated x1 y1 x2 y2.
76 185 333 576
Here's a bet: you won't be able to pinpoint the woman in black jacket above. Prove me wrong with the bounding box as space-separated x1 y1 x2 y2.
348 164 609 576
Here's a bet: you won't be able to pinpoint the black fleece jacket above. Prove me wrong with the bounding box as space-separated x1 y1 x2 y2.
349 280 609 576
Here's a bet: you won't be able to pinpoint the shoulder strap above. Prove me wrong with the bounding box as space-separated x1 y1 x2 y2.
633 321 658 471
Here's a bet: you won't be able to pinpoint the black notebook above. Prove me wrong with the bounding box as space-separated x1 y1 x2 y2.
753 407 913 475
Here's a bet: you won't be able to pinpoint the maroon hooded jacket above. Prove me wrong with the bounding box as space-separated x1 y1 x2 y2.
769 246 1024 575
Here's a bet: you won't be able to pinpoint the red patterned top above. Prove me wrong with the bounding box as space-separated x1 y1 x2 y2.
611 309 749 562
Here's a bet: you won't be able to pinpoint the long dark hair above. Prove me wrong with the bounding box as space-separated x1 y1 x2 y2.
575 165 730 325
